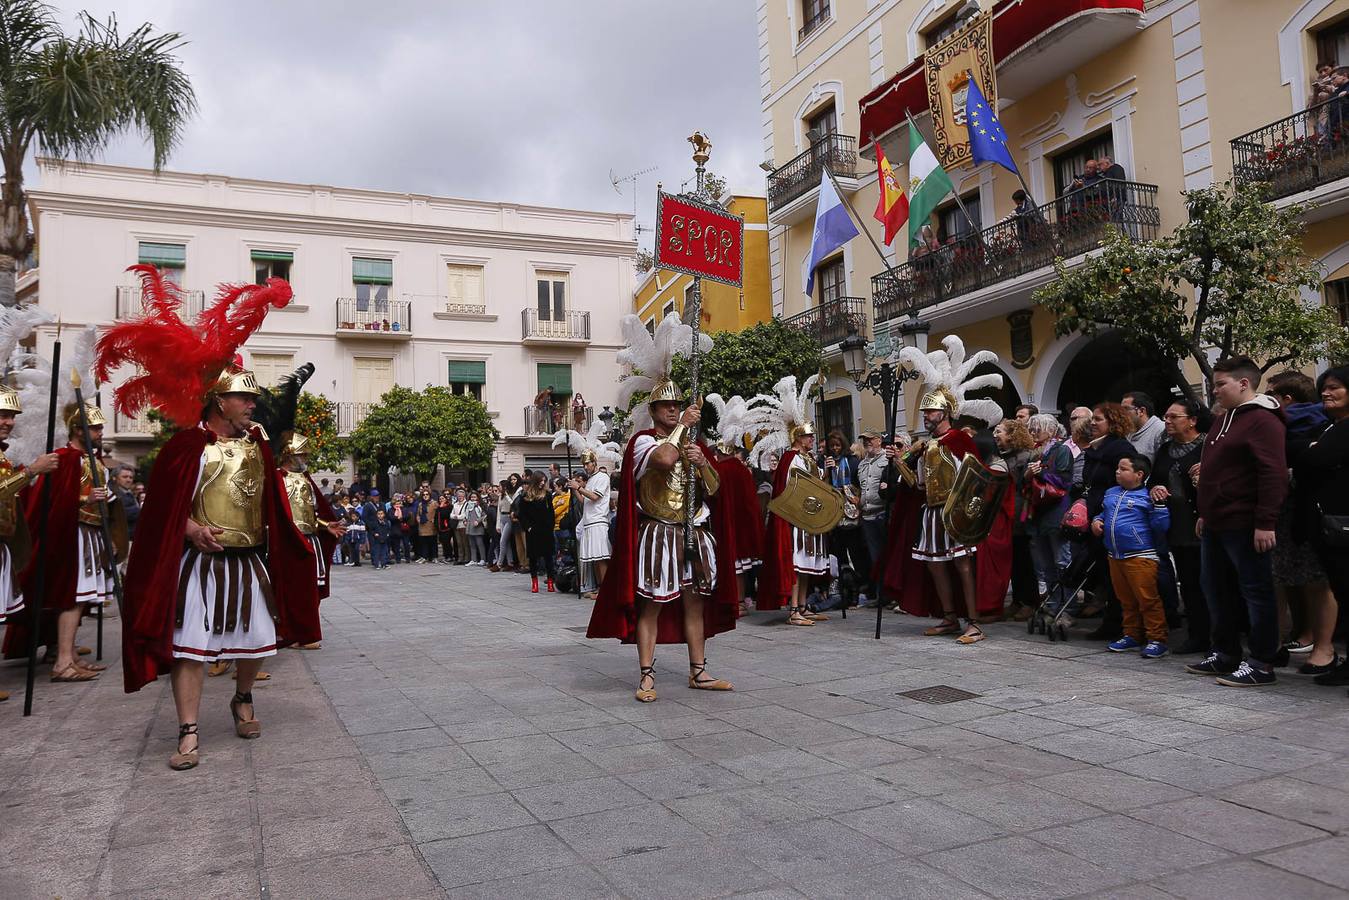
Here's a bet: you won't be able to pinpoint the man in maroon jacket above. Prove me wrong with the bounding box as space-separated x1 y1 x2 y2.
1187 356 1288 687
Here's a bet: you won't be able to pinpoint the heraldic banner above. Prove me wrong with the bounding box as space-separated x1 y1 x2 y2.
924 11 998 170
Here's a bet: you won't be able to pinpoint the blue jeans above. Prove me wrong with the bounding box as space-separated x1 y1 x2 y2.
1201 527 1278 667
370 541 389 568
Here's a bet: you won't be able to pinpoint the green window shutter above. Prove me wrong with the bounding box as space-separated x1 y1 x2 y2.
138 242 186 268
536 363 572 395
448 360 486 384
352 257 394 285
250 249 294 262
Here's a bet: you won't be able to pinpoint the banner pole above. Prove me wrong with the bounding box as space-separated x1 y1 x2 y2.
22 334 61 717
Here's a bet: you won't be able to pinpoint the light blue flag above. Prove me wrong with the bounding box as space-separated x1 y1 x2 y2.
803 169 859 296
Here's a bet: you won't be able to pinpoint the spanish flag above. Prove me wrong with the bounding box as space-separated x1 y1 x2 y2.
873 143 909 246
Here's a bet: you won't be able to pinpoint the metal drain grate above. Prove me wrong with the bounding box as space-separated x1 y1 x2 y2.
898 685 981 704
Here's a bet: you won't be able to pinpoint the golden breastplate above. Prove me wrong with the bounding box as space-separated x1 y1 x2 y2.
0 454 24 539
923 440 959 508
78 456 104 525
638 458 692 524
191 436 265 547
284 471 317 534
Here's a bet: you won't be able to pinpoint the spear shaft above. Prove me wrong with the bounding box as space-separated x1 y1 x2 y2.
22 337 60 717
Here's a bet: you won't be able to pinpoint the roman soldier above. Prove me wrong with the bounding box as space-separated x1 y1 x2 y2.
882 336 1015 644
278 431 344 647
553 420 621 598
587 314 738 702
1 401 125 681
0 383 59 701
95 265 318 771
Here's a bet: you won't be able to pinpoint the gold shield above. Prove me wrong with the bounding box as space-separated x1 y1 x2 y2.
941 453 1010 546
768 469 845 535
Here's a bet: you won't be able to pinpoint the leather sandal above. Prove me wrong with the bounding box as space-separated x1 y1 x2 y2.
787 608 815 627
74 659 107 672
635 664 657 703
803 610 830 622
688 661 733 691
230 692 262 739
956 625 987 645
50 664 99 682
207 660 232 678
924 618 962 637
231 668 270 681
169 723 199 770
76 645 92 656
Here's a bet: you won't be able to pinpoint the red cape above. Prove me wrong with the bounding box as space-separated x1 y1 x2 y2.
121 425 320 693
3 447 86 659
586 429 738 644
755 449 801 611
290 470 339 600
711 454 763 567
881 430 1014 618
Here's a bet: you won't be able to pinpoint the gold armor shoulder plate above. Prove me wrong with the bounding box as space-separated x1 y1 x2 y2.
77 456 106 526
0 453 24 539
635 439 717 524
191 435 265 547
923 440 959 508
284 471 317 534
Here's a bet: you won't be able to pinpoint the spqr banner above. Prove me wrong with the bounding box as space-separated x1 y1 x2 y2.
654 192 744 287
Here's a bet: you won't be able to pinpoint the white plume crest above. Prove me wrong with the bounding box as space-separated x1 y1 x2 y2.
0 305 54 372
8 324 100 466
892 334 1004 427
614 311 712 436
550 418 622 469
743 373 822 470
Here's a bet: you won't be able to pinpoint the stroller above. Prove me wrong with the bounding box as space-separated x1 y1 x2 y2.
1027 542 1097 643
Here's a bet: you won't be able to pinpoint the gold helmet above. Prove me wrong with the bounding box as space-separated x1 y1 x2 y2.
790 421 816 443
64 402 106 430
580 448 597 466
647 377 684 405
283 431 311 457
213 369 261 396
918 388 958 414
0 383 20 414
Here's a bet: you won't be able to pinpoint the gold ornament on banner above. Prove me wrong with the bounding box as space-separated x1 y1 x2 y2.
924 11 997 170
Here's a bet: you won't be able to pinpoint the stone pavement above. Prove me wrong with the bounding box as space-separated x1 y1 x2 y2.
2 563 1347 899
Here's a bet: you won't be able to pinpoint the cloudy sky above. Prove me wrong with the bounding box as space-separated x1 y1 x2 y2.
43 1 764 247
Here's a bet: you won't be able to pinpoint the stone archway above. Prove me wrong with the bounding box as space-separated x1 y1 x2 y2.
1054 331 1180 415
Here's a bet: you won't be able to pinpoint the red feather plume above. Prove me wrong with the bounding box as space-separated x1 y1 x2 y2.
95 265 292 428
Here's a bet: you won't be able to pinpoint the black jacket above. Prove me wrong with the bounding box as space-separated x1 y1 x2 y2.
1293 418 1349 525
1081 435 1134 517
1150 435 1204 546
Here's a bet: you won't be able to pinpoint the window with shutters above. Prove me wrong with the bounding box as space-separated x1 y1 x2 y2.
252 249 293 285
936 193 982 244
139 241 185 286
816 255 846 306
536 362 572 399
249 352 295 388
352 257 393 311
536 271 567 321
1325 277 1349 326
446 264 485 314
448 359 486 401
806 102 837 141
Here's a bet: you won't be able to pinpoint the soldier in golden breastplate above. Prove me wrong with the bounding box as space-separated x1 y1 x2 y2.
277 432 343 649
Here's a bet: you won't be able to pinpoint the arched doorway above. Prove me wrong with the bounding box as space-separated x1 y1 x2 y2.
1056 331 1179 414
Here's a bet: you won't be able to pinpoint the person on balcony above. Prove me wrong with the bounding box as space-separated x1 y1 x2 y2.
533 385 554 434
572 392 588 431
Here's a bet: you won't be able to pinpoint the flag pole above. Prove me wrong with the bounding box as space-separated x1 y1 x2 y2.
821 163 899 281
22 326 60 717
904 109 978 234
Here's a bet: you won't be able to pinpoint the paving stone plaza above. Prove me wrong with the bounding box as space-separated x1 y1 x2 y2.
3 564 1347 899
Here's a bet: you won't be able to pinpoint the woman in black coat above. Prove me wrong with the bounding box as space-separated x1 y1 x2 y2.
517 473 557 593
1293 366 1349 687
1079 403 1137 640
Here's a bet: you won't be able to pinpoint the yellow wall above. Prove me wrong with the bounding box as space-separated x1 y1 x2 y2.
634 195 773 333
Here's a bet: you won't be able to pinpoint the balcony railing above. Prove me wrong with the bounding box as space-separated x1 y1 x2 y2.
336 298 412 335
873 179 1160 323
798 3 830 41
522 308 590 342
767 133 858 212
523 403 593 436
781 296 868 349
116 285 204 321
337 401 374 436
1231 97 1349 200
113 410 159 437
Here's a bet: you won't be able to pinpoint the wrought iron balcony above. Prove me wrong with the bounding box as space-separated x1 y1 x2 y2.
781 296 868 350
767 133 858 213
873 179 1160 323
523 403 593 436
336 298 412 337
113 410 159 438
336 401 374 436
1231 97 1349 200
798 2 830 42
522 308 591 343
115 285 204 321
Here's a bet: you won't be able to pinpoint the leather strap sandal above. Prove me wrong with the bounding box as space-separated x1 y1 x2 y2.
956 624 987 645
803 610 830 622
169 723 199 771
688 661 733 691
787 608 815 626
635 664 657 703
74 659 107 672
207 660 232 678
50 664 99 682
230 692 262 739
924 618 962 637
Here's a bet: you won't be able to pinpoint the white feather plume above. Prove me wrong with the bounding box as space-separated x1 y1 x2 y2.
614 311 712 435
743 373 822 470
0 305 53 372
8 324 100 465
891 334 1005 428
550 419 622 469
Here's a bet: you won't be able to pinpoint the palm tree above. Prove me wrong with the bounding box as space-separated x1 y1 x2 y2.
0 1 196 306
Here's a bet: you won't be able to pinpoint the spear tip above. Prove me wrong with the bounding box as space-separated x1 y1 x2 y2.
70 367 82 389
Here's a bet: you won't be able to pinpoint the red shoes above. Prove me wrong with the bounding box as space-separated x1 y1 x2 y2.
531 577 539 593
547 579 556 593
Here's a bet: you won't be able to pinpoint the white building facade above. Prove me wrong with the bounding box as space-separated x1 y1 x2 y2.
27 160 636 481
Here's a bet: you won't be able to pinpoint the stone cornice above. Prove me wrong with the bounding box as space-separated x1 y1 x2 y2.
27 190 640 259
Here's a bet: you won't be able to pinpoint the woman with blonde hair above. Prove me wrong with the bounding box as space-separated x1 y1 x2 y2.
993 419 1037 619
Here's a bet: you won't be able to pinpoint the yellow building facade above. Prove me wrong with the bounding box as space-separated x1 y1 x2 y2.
761 0 1349 435
634 195 774 333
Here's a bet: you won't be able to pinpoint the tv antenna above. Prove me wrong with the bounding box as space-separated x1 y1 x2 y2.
610 165 658 235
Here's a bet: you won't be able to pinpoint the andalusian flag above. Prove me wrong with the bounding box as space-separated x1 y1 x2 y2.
906 121 954 249
873 143 908 246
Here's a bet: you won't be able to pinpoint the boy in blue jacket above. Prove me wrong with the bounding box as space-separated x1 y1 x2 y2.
1092 455 1171 658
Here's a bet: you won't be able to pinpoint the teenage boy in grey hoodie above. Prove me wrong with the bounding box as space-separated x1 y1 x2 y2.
1188 356 1288 687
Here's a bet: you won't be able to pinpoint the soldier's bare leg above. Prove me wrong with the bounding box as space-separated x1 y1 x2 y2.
682 579 732 690
170 659 205 755
635 598 661 698
924 560 962 635
52 606 86 674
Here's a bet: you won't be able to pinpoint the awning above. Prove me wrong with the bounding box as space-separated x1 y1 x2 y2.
251 249 294 262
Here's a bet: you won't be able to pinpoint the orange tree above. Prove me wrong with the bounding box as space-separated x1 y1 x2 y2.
295 391 345 472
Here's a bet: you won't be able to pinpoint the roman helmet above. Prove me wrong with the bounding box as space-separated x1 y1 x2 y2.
917 388 958 415
614 311 709 432
0 383 20 414
64 402 107 430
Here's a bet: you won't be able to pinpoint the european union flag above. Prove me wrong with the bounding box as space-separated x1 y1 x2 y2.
965 73 1019 175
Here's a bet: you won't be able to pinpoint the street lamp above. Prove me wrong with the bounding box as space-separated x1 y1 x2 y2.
843 318 927 443
597 405 617 443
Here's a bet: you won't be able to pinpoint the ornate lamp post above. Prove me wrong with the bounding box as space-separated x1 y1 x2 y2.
597 405 617 443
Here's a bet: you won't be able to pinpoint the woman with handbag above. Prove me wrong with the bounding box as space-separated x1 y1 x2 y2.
1020 415 1073 618
1292 366 1349 689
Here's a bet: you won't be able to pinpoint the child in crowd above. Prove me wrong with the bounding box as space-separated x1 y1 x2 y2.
343 508 367 567
1092 455 1170 658
368 509 392 569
